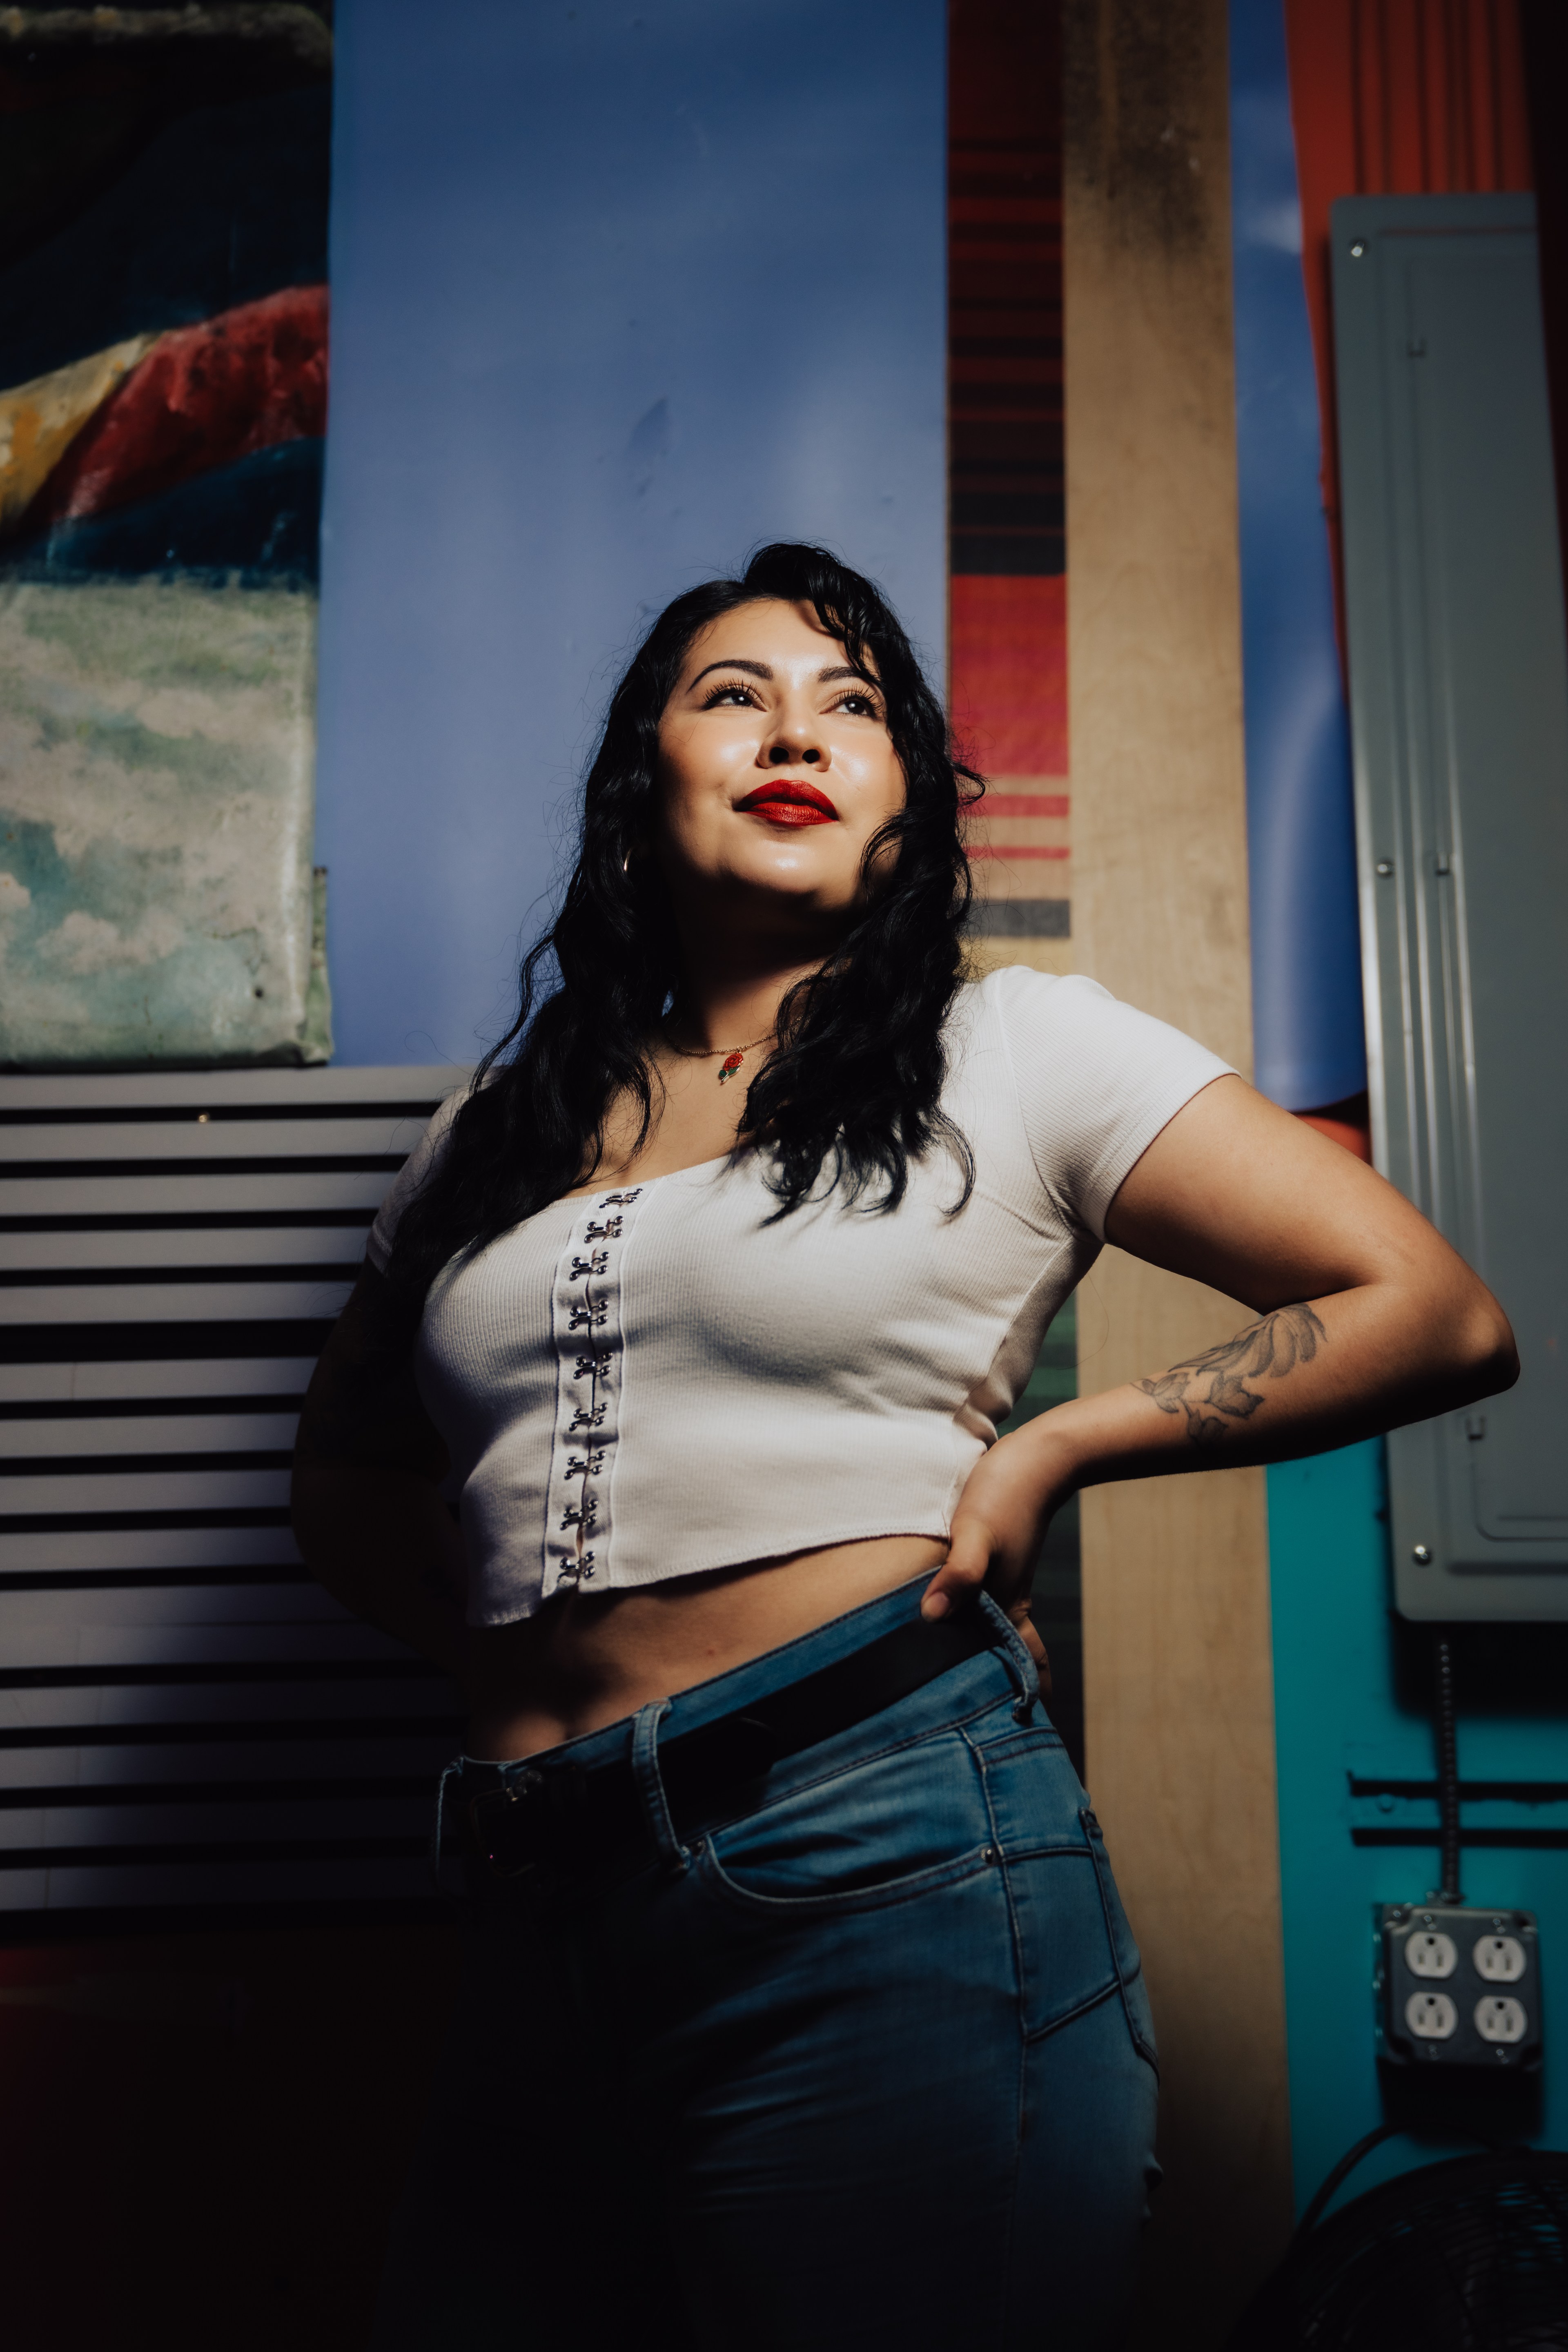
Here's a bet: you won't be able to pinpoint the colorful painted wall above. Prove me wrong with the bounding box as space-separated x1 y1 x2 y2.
0 12 332 1067
2 6 1562 2341
948 0 1071 961
1232 0 1568 2225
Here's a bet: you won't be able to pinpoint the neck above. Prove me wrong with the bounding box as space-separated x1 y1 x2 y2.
665 931 832 1057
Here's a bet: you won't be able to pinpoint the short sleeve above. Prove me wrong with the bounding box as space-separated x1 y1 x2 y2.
985 967 1236 1241
364 1090 466 1275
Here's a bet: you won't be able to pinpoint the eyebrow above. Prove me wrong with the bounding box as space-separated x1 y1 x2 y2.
686 658 879 689
689 658 772 686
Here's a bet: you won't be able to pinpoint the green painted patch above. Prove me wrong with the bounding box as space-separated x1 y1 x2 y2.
0 577 327 1066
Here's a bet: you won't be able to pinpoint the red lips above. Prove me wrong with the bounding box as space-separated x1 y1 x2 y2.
735 779 839 827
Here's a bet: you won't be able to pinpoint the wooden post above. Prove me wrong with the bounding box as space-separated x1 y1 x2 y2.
1062 2 1294 2335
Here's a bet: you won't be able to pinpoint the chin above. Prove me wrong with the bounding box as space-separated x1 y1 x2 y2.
740 852 855 904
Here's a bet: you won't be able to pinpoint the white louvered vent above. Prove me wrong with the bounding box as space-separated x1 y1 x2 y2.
0 1066 462 1928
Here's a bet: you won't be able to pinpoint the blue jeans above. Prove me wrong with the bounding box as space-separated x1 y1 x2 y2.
374 1581 1160 2351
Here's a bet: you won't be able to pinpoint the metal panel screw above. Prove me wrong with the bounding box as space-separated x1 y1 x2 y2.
1376 860 1394 876
1350 239 1367 257
1412 1543 1433 1565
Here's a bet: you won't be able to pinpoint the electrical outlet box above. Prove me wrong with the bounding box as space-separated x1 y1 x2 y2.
1375 1904 1542 2073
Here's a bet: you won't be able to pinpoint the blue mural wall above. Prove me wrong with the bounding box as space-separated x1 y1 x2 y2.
1230 0 1566 2220
1229 0 1364 1115
316 0 948 1068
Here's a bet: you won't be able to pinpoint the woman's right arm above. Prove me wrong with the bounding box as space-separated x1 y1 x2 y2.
291 1266 469 1680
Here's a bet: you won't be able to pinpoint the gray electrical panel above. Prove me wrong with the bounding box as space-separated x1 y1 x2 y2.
1332 193 1568 1619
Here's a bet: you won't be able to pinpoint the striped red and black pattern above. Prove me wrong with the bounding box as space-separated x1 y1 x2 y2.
949 0 1069 942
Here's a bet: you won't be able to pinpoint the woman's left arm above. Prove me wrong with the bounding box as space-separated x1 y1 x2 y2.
924 1073 1519 1632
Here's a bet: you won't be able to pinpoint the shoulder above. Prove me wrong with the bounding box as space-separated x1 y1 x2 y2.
952 963 1153 1063
398 1083 472 1188
364 1081 472 1275
964 961 1113 1023
964 961 1228 1061
956 963 1236 1238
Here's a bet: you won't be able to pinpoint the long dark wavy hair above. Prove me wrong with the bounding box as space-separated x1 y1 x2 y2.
385 542 982 1307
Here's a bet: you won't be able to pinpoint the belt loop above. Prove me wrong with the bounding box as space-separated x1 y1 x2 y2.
978 1591 1042 1723
430 1755 465 1893
630 1699 686 1873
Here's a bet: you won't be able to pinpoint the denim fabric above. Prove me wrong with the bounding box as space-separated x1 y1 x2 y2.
373 1581 1160 2352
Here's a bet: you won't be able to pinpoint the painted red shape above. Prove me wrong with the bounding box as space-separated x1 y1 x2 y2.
979 791 1069 818
969 844 1069 861
33 284 329 528
1282 1 1532 647
950 573 1067 777
1296 1095 1373 1163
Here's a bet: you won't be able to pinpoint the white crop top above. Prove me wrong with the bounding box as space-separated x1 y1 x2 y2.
366 967 1232 1626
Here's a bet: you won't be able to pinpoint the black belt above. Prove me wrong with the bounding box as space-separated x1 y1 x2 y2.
463 1606 1008 1880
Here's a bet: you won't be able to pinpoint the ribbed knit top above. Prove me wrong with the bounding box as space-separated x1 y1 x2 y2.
367 967 1232 1626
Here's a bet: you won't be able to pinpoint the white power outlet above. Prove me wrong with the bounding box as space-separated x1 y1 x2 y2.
1378 1904 1541 2072
1405 1991 1459 2039
1474 1933 1527 1983
1475 1996 1529 2045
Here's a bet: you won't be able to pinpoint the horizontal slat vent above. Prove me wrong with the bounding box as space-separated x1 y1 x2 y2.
0 1068 463 1924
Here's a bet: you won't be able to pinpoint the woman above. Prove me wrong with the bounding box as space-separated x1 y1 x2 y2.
294 543 1515 2352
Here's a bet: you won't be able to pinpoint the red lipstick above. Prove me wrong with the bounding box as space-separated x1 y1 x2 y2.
736 779 839 827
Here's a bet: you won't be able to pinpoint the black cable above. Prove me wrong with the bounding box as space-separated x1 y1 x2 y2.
1290 2125 1510 2250
1291 2122 1402 2246
1433 1634 1464 1904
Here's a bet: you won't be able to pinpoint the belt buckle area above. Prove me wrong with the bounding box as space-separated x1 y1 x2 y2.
467 1766 548 1879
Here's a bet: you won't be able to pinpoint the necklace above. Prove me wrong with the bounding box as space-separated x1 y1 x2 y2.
662 1028 775 1085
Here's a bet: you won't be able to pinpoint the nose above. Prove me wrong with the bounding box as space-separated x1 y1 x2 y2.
762 707 827 770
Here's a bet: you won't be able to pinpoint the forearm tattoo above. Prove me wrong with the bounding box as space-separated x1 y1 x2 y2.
1135 1302 1327 1447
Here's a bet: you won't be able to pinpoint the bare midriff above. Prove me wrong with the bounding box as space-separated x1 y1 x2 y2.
462 1532 949 1762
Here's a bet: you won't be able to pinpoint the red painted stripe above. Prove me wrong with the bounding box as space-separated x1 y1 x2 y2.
1297 1111 1371 1162
950 573 1067 775
969 844 1070 861
978 791 1069 817
1282 1 1532 649
33 285 328 529
1295 1094 1372 1162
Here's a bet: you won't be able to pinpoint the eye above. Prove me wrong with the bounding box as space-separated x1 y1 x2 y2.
832 688 883 720
700 679 762 709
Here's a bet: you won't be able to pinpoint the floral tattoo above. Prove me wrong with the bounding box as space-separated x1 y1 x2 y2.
1135 1302 1327 1447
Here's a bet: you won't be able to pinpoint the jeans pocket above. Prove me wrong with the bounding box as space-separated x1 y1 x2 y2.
976 1730 1157 2064
697 1727 994 1917
1081 1807 1159 2072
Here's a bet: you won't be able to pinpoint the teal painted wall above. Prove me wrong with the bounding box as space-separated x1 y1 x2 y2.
1269 1444 1568 2218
